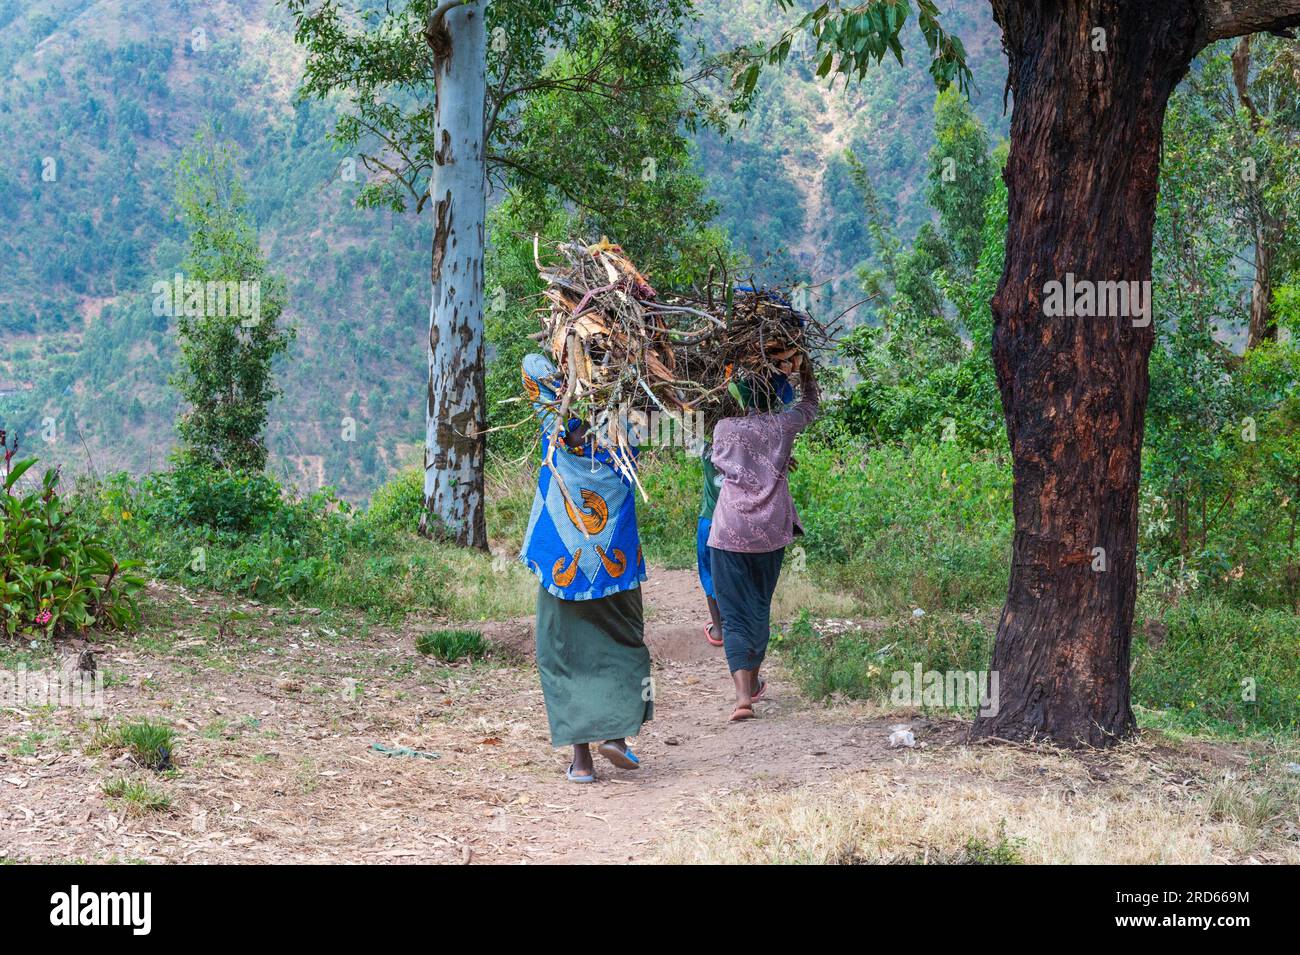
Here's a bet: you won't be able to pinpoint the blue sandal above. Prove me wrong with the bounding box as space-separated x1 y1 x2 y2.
566 762 595 783
597 741 641 769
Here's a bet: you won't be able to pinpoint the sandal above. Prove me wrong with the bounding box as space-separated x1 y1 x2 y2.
705 622 723 647
597 741 641 769
729 704 755 722
566 762 595 783
751 677 767 702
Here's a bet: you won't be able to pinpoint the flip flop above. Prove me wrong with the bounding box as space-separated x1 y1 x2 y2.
729 704 755 722
597 741 641 769
751 678 767 702
566 762 595 783
705 623 723 647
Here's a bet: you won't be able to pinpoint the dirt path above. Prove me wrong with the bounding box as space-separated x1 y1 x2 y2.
2 570 1285 865
0 569 946 864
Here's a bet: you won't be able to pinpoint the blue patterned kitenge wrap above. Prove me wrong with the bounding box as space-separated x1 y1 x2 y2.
518 353 647 601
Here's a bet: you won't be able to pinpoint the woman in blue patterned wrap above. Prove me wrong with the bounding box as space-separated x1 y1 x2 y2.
518 353 651 782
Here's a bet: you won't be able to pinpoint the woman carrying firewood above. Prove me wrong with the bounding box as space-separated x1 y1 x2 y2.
518 353 652 782
708 360 819 721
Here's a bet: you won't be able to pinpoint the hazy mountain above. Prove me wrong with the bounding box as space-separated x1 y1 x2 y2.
0 0 1006 499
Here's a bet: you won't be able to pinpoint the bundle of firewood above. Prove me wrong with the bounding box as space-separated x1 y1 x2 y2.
533 237 826 444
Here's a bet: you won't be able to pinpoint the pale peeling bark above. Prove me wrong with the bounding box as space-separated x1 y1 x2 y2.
420 2 488 549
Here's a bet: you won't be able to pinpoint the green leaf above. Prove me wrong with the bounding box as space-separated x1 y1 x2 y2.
4 458 36 491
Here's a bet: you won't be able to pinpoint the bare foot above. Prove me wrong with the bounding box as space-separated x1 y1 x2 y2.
571 743 594 776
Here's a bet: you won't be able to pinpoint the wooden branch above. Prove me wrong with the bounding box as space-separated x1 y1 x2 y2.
426 0 474 35
1200 0 1300 42
423 0 477 54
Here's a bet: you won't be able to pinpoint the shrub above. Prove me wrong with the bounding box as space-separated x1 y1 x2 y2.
85 465 434 609
138 461 299 535
1133 597 1300 733
1 455 144 640
416 628 487 662
364 466 424 533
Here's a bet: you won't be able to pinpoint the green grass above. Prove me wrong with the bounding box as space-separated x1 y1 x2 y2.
101 776 172 816
94 718 177 771
778 595 1300 737
1132 597 1300 734
775 610 994 712
416 629 488 662
790 439 1013 614
956 824 1027 865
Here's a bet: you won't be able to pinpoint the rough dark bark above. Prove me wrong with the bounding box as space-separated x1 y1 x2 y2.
1198 0 1300 42
972 0 1200 746
972 0 1300 747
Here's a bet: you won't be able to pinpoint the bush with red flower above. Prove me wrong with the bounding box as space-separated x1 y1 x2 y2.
1 432 144 640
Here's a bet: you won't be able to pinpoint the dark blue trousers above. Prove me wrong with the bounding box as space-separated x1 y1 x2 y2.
708 545 785 674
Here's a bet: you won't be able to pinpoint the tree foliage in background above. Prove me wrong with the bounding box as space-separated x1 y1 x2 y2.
289 0 730 547
835 91 1002 449
1161 36 1300 348
170 130 293 472
1141 37 1300 610
288 0 726 219
481 20 737 458
730 0 971 108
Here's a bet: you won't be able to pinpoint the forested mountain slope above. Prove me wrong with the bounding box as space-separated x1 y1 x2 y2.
0 0 1005 499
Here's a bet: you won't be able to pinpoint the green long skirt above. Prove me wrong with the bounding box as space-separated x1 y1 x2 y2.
535 584 653 747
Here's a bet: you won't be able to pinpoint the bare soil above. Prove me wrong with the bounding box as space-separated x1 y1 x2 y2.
0 570 1282 864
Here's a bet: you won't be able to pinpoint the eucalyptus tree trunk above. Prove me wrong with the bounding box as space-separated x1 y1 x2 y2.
1248 222 1279 348
1233 35 1281 349
419 1 488 549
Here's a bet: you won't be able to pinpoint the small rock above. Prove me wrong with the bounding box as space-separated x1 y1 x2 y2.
911 608 926 618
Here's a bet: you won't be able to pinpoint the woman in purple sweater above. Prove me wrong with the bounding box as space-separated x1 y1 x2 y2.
707 362 819 721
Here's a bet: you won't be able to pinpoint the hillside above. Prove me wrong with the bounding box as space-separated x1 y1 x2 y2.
0 0 1006 500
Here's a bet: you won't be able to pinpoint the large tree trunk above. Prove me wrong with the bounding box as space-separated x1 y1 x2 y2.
972 0 1200 746
420 3 488 549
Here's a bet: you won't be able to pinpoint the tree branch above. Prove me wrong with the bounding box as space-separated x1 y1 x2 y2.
426 0 475 35
1200 0 1300 42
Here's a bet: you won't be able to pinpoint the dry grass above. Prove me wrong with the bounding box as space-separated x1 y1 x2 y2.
439 552 537 623
773 571 860 621
657 735 1300 864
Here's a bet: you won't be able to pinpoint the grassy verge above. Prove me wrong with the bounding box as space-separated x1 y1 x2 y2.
657 735 1300 864
776 600 1300 737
